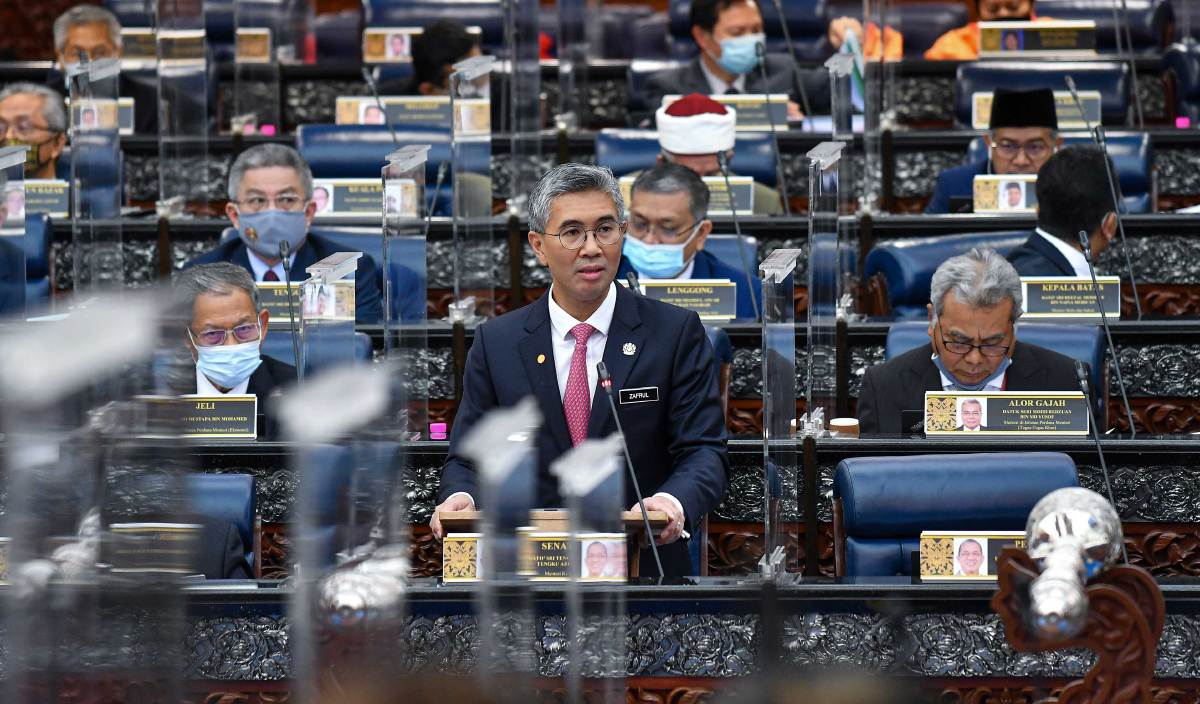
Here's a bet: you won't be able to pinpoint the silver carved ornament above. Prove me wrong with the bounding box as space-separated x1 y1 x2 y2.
1023 487 1123 642
319 544 410 628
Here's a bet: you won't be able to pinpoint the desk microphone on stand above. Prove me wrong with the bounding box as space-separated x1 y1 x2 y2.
755 41 792 217
717 152 761 318
361 66 402 150
1077 229 1135 438
1074 359 1129 563
767 0 813 118
279 239 303 383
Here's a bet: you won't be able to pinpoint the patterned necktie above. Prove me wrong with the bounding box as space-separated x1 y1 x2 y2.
262 270 280 282
563 323 595 446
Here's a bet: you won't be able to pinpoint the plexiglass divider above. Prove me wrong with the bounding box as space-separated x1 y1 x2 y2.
556 0 592 131
551 435 628 704
862 0 900 212
382 145 429 440
759 248 801 580
232 0 302 134
300 252 360 378
69 58 124 298
156 0 209 216
505 0 542 215
806 142 845 429
448 55 495 323
0 146 28 318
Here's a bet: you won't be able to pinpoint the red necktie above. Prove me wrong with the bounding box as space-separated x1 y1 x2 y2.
563 323 595 446
262 270 280 282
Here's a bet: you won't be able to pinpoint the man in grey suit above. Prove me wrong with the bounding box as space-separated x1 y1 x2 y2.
644 0 859 119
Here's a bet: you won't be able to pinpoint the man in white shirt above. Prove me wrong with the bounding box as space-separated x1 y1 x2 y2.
431 163 728 577
1008 145 1118 278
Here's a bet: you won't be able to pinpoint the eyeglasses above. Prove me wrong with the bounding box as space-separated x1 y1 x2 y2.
0 117 55 141
938 325 1010 357
989 139 1052 161
63 45 117 64
627 219 700 243
536 220 625 251
237 194 307 213
189 322 261 347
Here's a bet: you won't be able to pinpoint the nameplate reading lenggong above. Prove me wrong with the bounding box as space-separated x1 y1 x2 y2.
640 279 738 320
924 391 1089 436
180 394 258 439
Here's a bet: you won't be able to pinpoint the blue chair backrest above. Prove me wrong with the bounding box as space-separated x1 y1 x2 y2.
864 231 1032 317
24 213 51 304
365 0 505 53
964 132 1153 213
834 452 1078 576
262 330 372 370
595 129 779 187
186 473 255 564
667 0 831 60
704 234 759 275
309 227 428 322
55 137 125 219
1166 41 1200 122
1037 0 1173 52
296 124 487 181
955 62 1130 126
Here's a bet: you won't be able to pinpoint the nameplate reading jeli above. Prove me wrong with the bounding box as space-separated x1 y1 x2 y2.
180 395 257 439
640 279 738 320
924 391 1089 436
1021 276 1121 320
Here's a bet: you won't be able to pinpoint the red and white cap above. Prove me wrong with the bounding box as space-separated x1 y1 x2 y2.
655 93 737 155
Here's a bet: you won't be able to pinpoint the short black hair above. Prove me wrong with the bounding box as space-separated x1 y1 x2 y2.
412 20 479 89
690 0 759 33
1005 182 1021 191
631 161 711 222
1036 144 1119 242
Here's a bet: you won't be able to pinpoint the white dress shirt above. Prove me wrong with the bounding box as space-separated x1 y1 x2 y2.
1034 228 1091 278
699 56 746 95
196 367 250 396
246 249 296 282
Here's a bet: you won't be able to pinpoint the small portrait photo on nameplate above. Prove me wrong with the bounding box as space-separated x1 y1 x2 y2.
180 394 258 439
919 531 1025 581
925 391 1089 436
973 174 1037 214
117 97 135 135
302 281 355 321
310 178 388 219
663 93 788 130
640 279 738 321
384 180 419 219
3 183 24 228
362 27 420 63
335 95 454 127
1021 276 1122 321
978 20 1097 58
578 533 627 582
23 180 69 219
971 90 1101 130
442 532 483 583
453 98 491 136
235 28 273 64
359 101 388 126
73 99 119 132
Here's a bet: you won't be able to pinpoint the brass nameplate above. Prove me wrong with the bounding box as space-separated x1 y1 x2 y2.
972 90 1101 130
235 28 272 64
256 282 303 329
335 95 452 128
973 173 1037 214
180 394 258 438
640 279 737 320
619 175 751 216
924 391 1089 436
120 28 158 62
663 93 789 130
528 531 571 581
73 98 119 131
1022 276 1121 320
108 522 202 573
309 178 392 219
363 26 482 64
442 532 482 582
978 20 1097 58
157 30 207 63
919 531 1026 581
23 180 69 218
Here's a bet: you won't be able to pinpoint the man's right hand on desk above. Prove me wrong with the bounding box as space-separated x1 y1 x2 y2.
429 493 475 540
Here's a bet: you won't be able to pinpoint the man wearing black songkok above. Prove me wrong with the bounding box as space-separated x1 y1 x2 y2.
926 87 1061 214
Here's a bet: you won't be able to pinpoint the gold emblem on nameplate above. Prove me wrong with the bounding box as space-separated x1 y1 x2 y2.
920 536 954 576
622 343 636 356
537 354 546 364
443 538 479 580
925 396 958 432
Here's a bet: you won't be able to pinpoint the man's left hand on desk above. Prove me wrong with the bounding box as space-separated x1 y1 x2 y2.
634 495 686 545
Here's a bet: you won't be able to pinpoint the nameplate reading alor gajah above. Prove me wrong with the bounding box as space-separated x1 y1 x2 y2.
664 93 789 130
1022 276 1121 320
925 391 1089 436
180 395 257 439
256 282 303 328
972 90 1101 130
978 20 1097 58
919 530 1026 581
618 175 751 216
641 279 738 320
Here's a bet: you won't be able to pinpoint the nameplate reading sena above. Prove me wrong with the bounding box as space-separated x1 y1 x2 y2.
924 391 1089 436
639 279 738 321
1021 276 1121 320
180 395 257 439
919 530 1026 582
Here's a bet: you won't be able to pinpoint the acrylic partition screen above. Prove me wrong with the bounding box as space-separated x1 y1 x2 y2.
69 58 124 297
0 146 28 317
759 248 801 575
806 142 845 424
231 0 307 134
448 55 496 322
505 0 542 213
156 0 210 215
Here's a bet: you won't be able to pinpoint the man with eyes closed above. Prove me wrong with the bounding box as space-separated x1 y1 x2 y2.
856 248 1077 435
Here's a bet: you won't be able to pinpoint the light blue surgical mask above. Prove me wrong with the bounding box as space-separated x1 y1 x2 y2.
237 209 308 261
623 224 701 279
713 33 766 76
196 340 263 390
932 354 1011 391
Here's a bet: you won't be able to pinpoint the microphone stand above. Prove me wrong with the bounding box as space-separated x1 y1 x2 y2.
717 152 761 318
361 66 402 150
755 42 792 217
768 0 813 117
424 161 449 236
1077 229 1135 438
597 362 664 580
1074 359 1129 563
279 240 303 383
1064 76 1143 320
1109 0 1144 127
626 271 642 295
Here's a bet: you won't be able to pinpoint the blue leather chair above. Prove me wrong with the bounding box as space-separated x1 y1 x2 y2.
666 0 831 60
365 0 506 54
299 444 356 568
55 138 125 219
186 473 258 578
885 320 1107 421
864 232 1039 319
309 227 428 323
24 213 51 310
833 452 1079 576
1038 0 1173 53
595 129 779 187
705 234 759 276
964 132 1155 213
955 62 1131 126
315 9 364 61
1165 41 1200 123
262 329 373 371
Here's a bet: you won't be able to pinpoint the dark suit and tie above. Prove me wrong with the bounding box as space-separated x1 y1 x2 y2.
926 160 987 214
1006 232 1076 277
642 55 830 118
245 355 296 440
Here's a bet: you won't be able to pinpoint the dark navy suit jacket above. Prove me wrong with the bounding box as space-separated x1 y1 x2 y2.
1006 232 1076 277
438 283 729 576
926 160 987 214
184 232 383 324
617 249 762 321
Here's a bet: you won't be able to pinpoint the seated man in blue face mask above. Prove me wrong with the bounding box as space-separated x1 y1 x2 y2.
184 144 383 324
856 248 1077 435
618 162 761 321
176 263 296 441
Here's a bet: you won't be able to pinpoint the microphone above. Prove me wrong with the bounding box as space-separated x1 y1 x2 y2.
1077 229 1135 438
279 240 303 383
1064 76 1142 320
1073 360 1129 563
361 66 401 150
423 161 449 240
716 151 761 319
626 271 642 295
1108 0 1144 127
755 41 792 217
596 361 664 580
767 0 813 118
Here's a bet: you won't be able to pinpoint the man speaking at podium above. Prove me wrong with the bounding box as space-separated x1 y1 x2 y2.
431 164 729 577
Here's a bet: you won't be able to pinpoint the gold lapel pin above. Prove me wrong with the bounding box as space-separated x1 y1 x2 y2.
536 353 546 364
